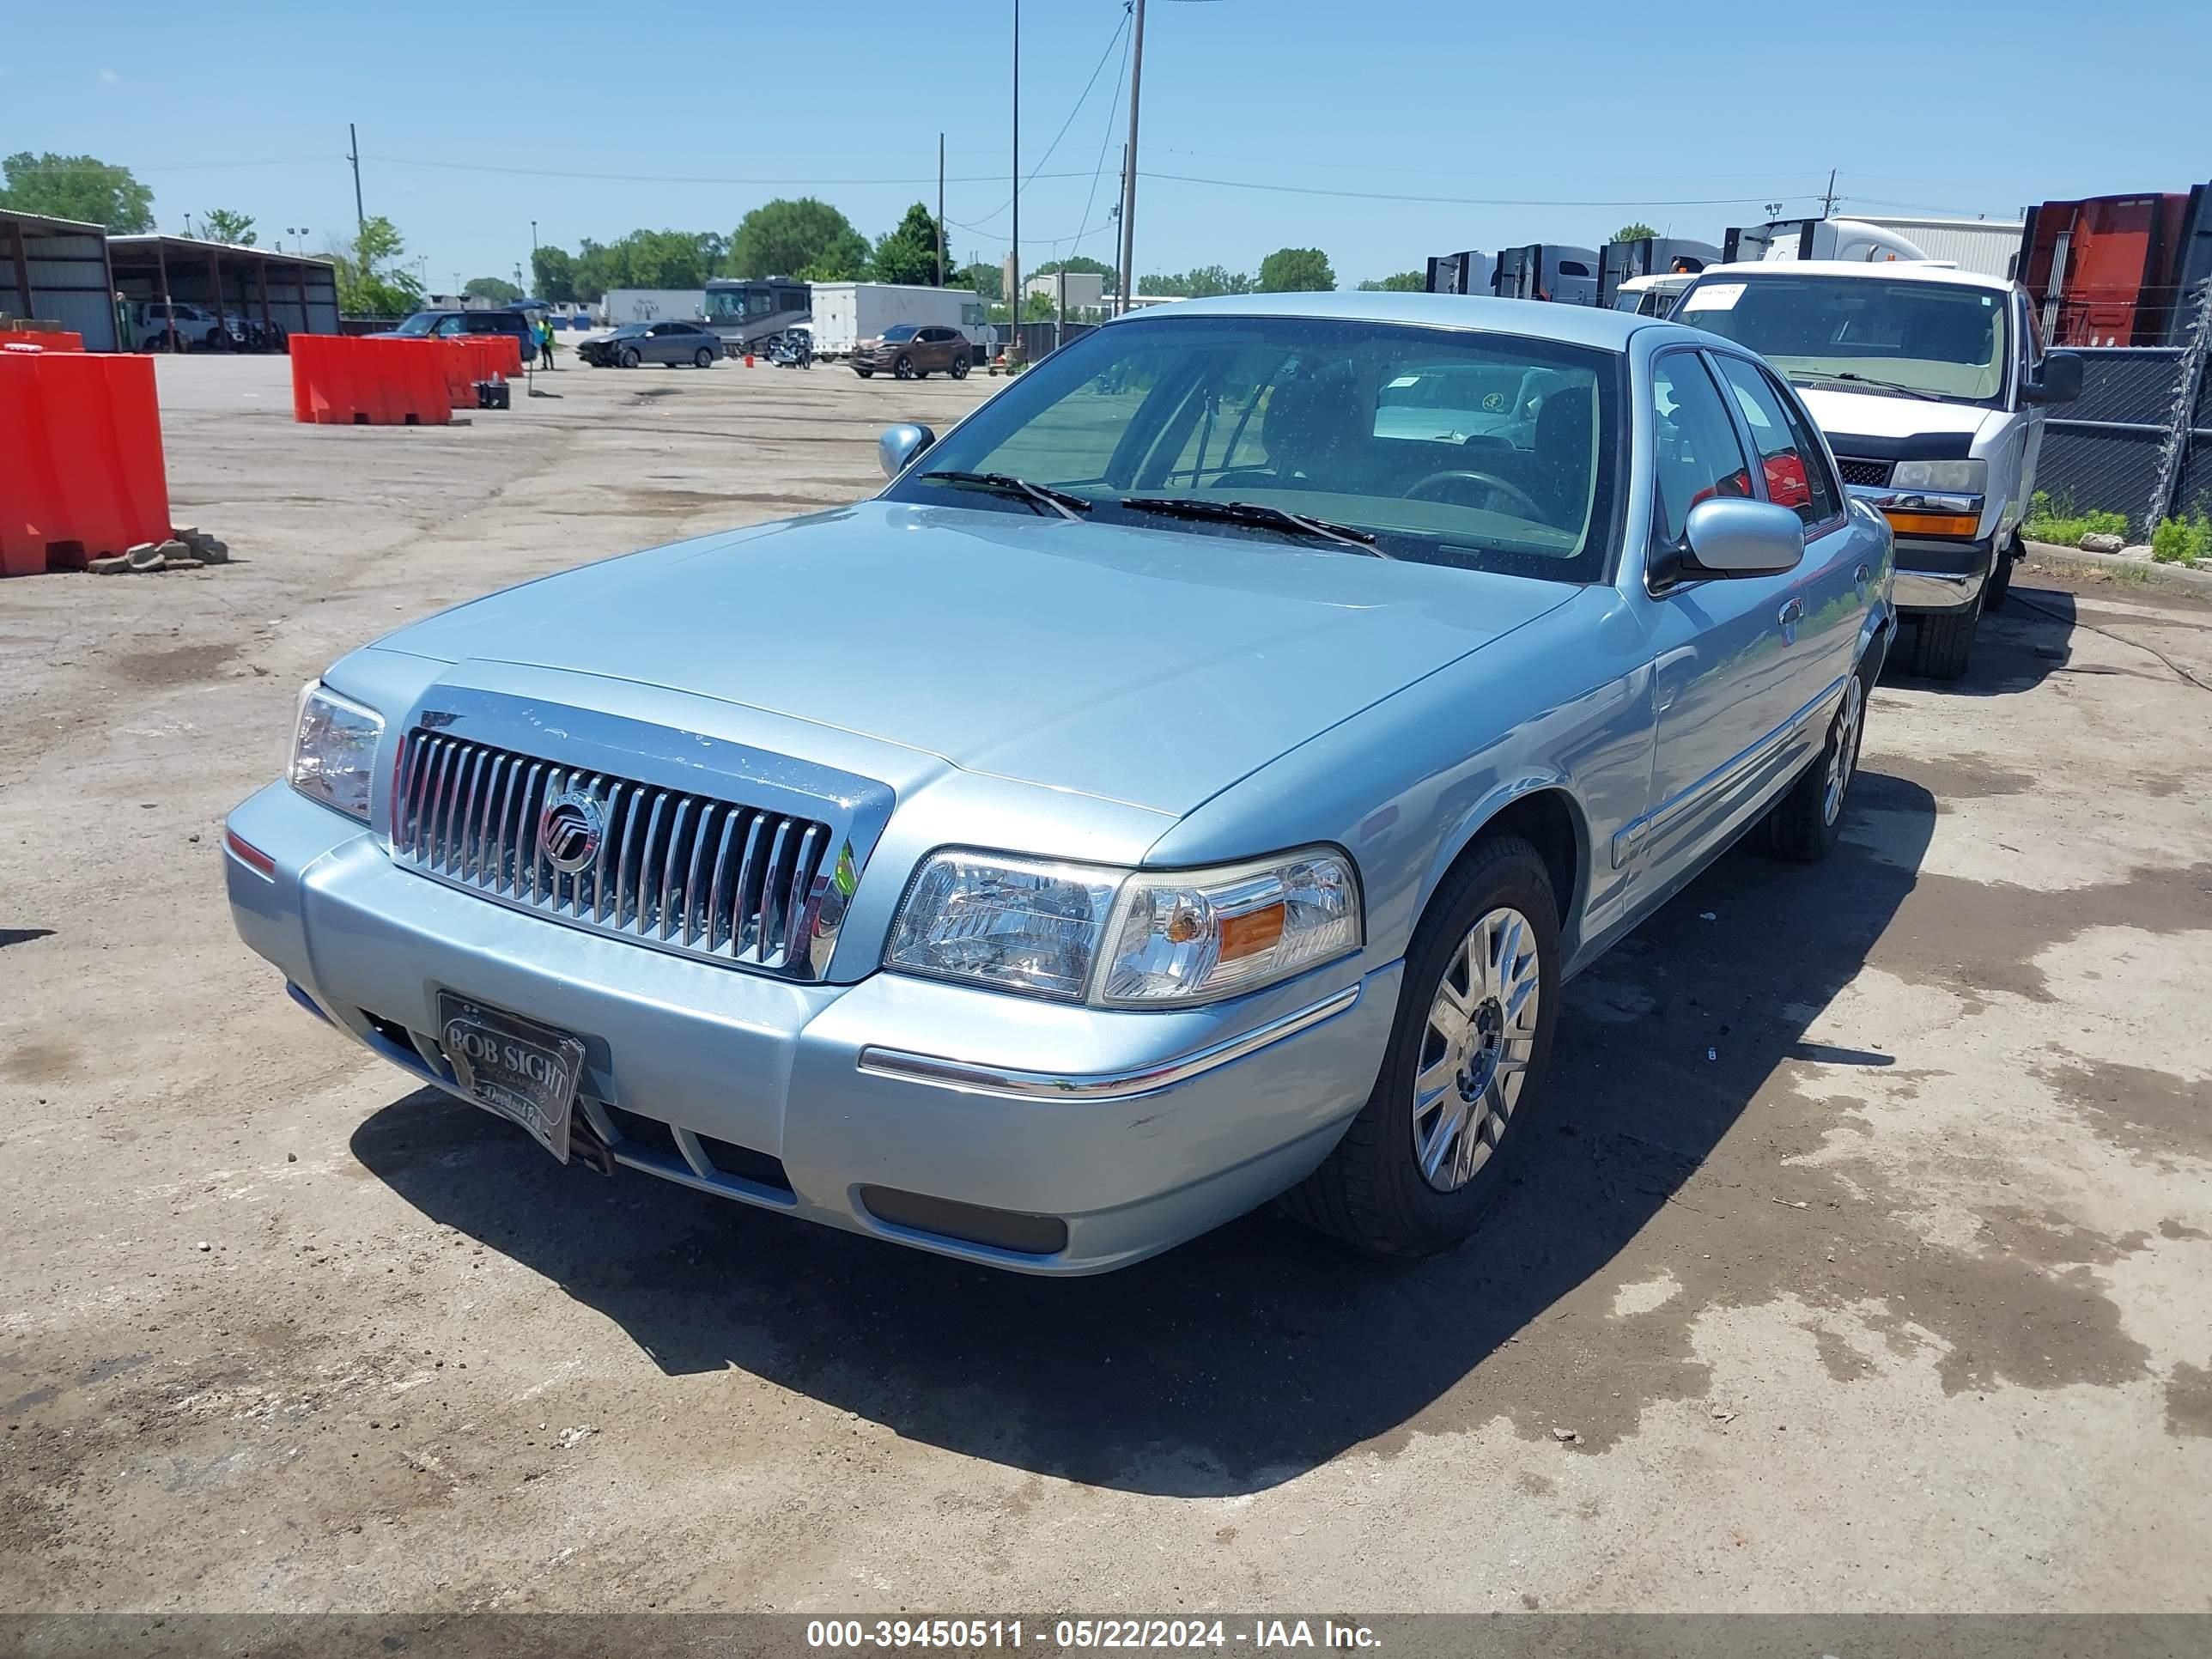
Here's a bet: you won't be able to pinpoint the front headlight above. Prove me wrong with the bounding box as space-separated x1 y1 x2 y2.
884 846 1362 1006
288 682 384 822
1889 459 1986 494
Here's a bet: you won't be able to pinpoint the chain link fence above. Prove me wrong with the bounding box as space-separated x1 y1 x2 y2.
2039 277 2212 532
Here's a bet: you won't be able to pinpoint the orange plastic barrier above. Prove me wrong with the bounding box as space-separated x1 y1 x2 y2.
0 353 171 575
473 334 522 378
0 330 86 352
289 336 453 427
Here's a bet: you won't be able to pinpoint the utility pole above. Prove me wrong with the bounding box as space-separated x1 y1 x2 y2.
937 133 946 288
1820 168 1838 218
1010 0 1020 338
1116 0 1147 314
348 124 366 239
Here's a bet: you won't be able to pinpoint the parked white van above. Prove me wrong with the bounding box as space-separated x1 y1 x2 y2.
1673 261 2082 679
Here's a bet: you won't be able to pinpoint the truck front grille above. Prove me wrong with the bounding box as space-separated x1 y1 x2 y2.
393 731 834 977
1836 457 1893 489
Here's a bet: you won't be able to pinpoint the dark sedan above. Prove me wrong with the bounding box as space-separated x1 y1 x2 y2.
579 320 723 369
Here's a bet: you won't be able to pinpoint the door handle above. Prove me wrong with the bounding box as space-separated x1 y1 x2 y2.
1777 596 1804 642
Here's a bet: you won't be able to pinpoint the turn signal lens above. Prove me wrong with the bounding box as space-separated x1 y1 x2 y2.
1882 510 1982 538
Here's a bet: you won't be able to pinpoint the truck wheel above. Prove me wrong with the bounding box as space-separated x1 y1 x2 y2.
1906 591 1980 681
1278 834 1559 1258
1764 659 1869 863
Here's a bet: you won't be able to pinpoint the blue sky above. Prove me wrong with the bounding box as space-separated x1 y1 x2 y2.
10 0 2209 289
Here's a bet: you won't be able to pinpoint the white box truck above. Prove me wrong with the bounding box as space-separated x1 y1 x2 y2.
810 283 990 360
596 289 706 327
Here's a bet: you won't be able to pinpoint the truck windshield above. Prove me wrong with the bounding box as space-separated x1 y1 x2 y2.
882 313 1620 583
1680 275 2008 403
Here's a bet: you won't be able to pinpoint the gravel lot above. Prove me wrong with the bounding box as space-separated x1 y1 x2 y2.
3 353 2208 1616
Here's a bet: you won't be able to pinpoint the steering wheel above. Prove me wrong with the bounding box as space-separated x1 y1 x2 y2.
1404 469 1546 520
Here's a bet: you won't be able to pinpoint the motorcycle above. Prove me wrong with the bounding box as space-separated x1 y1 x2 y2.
766 327 814 370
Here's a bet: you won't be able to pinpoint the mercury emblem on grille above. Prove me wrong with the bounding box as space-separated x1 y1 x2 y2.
539 790 604 874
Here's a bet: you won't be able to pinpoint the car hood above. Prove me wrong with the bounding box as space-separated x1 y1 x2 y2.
1796 386 1998 446
379 500 1573 814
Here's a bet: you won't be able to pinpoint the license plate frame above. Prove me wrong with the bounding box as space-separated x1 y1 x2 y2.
434 992 586 1164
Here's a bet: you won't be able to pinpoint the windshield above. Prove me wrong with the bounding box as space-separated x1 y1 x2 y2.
390 313 444 337
882 313 1620 581
1680 274 2009 403
881 325 920 342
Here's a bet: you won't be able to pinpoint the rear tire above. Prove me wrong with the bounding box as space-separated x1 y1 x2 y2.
1905 589 1980 680
694 347 714 368
1279 834 1560 1258
1764 659 1869 862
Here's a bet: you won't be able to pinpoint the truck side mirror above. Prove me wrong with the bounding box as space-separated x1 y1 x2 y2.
2028 352 2083 405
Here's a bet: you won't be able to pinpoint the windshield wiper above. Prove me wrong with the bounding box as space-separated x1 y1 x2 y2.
1116 497 1389 556
920 471 1092 520
1794 371 1945 403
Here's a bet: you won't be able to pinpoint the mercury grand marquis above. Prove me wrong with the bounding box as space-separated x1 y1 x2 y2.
225 292 1894 1273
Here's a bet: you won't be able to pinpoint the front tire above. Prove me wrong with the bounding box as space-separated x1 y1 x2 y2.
893 353 915 380
1280 834 1560 1257
1986 535 2019 611
617 346 641 368
950 354 969 380
1905 588 1981 680
1765 659 1869 862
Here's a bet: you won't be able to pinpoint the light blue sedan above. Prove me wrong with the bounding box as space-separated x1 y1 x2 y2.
226 293 1893 1274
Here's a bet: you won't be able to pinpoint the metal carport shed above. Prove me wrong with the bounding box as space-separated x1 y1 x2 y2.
106 234 339 343
1 208 121 351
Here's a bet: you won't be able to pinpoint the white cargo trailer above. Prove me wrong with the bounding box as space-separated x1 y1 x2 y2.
596 289 706 327
809 283 990 359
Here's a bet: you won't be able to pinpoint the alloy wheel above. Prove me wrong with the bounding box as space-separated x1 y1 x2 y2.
1822 677 1864 826
1411 905 1541 1192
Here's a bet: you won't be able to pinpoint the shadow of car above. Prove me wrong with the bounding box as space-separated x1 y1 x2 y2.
349 770 1933 1497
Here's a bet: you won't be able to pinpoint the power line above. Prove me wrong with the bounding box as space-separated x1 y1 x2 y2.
955 5 1132 234
362 155 1100 188
1073 6 1136 264
1138 171 1826 210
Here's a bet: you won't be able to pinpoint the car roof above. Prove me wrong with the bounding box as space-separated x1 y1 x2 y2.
1689 259 2016 293
1103 289 1655 352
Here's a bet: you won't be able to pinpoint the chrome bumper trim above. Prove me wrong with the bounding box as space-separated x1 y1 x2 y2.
1893 568 1987 611
856 982 1364 1102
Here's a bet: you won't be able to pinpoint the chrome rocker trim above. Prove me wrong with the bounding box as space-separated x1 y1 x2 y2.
856 983 1364 1102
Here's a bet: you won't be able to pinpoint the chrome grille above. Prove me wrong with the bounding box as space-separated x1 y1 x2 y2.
393 731 834 976
1836 457 1893 489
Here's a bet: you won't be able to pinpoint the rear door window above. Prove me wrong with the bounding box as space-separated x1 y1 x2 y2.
1650 351 1753 544
1711 353 1841 528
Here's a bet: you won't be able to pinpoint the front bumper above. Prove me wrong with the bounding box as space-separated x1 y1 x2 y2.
1848 483 1994 614
225 782 1395 1275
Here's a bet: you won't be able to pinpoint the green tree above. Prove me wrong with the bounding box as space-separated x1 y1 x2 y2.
1357 270 1425 292
0 150 155 232
465 276 523 303
200 208 257 246
868 202 948 285
1021 290 1059 321
957 260 1003 304
1611 222 1658 244
1256 247 1334 293
568 229 714 301
694 230 730 277
531 246 579 303
329 215 422 317
1032 254 1117 290
731 198 868 281
1140 264 1253 299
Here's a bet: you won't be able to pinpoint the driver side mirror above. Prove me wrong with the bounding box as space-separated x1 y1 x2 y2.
2025 351 2083 406
878 422 937 479
1654 497 1805 588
